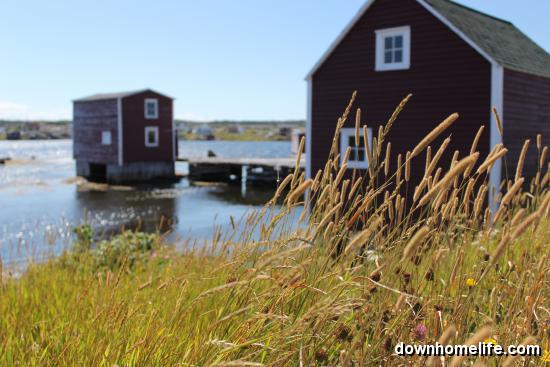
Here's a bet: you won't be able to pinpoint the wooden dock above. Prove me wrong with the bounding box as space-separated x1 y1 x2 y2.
178 157 305 186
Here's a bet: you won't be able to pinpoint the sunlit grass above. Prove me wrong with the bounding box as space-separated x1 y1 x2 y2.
0 94 548 366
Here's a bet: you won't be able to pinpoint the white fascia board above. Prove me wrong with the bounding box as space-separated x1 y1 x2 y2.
489 64 504 211
305 77 313 180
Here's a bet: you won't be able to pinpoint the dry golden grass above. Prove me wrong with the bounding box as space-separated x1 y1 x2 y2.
0 95 549 366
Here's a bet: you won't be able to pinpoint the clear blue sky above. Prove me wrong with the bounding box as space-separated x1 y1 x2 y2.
1 0 548 121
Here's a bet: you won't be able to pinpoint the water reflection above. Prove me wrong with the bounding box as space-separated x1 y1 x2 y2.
0 139 292 265
206 183 275 206
73 184 178 238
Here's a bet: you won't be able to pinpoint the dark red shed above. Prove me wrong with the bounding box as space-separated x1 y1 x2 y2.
73 89 177 183
306 0 550 201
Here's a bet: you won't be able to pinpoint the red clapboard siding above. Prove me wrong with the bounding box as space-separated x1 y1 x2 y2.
73 99 119 164
503 69 550 181
311 0 492 186
122 91 174 163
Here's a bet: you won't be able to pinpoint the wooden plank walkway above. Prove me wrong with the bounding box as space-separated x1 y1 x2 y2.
177 156 305 186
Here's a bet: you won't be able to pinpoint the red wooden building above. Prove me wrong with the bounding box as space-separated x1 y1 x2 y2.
306 0 550 195
73 89 177 183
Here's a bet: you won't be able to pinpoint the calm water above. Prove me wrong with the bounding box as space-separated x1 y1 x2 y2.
0 140 292 265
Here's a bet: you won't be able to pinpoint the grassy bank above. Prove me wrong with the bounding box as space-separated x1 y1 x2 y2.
1 95 549 366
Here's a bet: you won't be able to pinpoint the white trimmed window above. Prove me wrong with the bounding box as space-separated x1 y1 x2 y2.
144 98 159 119
145 126 159 147
101 130 112 145
340 127 373 169
375 26 411 71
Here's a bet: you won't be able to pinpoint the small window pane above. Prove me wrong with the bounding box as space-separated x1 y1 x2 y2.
349 149 356 162
357 148 365 161
348 136 355 148
145 127 159 147
376 28 410 71
101 131 111 145
394 35 403 48
384 37 393 50
145 99 158 119
394 50 403 63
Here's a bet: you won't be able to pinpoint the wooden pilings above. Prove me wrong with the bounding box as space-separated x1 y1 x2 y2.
182 157 304 187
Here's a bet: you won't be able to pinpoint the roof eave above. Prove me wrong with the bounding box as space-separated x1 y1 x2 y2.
305 0 500 80
304 0 378 80
73 88 175 102
137 88 176 100
416 0 497 65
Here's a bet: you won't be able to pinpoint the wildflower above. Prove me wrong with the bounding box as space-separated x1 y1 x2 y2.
541 350 550 362
413 323 428 341
483 338 497 345
30 342 40 354
466 278 477 287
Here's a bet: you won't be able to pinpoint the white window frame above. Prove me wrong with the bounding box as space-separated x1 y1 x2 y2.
101 130 112 145
145 126 159 147
375 26 411 71
144 98 159 119
340 127 373 169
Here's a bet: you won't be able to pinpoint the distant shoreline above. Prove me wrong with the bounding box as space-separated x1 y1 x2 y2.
0 119 304 142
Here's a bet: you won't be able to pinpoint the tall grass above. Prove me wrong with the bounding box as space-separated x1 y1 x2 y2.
0 95 549 366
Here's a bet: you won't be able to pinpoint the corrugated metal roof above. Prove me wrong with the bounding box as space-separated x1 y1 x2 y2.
74 89 173 102
425 0 550 78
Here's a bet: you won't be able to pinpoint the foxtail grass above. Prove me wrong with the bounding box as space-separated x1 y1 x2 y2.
0 95 549 366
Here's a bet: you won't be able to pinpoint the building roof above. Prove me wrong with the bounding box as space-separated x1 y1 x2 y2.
425 0 550 78
306 0 550 79
74 89 173 102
